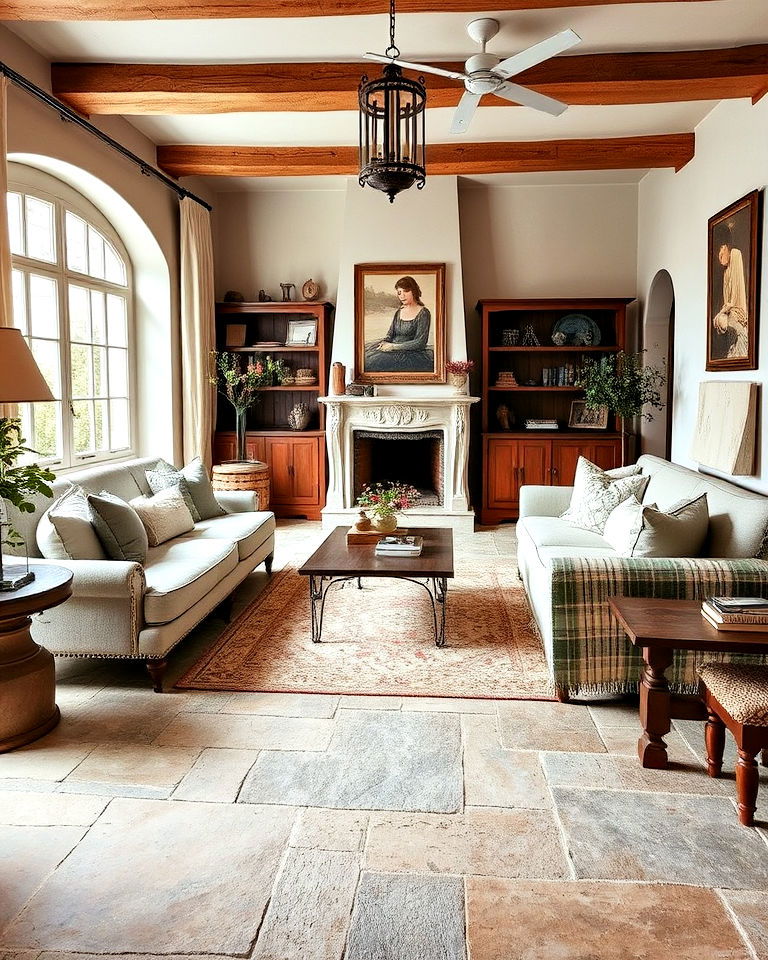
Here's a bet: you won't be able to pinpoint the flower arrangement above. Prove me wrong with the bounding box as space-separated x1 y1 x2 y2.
577 351 665 422
356 481 421 530
445 360 475 376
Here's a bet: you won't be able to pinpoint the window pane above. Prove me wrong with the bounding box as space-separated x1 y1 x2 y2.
68 284 90 342
93 346 108 396
29 274 58 338
71 343 93 399
106 294 127 346
11 269 27 334
8 192 23 256
90 290 106 344
30 401 62 461
87 226 105 279
108 347 128 396
25 196 56 263
103 240 126 286
30 337 61 398
72 400 95 455
94 398 109 451
65 211 88 273
110 398 129 450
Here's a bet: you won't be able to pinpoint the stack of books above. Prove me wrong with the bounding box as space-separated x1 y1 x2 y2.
524 418 559 430
374 535 423 558
701 596 768 632
495 371 518 388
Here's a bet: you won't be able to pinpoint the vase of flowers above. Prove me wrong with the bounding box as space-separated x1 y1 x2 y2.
356 481 421 533
445 359 475 394
211 351 286 461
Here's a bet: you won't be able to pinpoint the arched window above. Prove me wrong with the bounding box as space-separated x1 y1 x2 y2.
8 166 133 469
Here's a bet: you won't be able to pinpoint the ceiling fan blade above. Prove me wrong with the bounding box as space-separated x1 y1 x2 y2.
450 90 482 135
495 81 568 116
363 53 466 81
494 28 581 80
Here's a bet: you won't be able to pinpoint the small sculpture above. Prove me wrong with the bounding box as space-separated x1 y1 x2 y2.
287 402 311 431
552 331 567 346
258 289 272 302
502 329 520 346
223 290 244 303
496 404 514 431
302 278 320 301
280 282 295 302
352 510 372 532
521 324 540 347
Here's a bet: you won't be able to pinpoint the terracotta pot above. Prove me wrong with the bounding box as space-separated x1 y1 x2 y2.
331 362 346 396
372 513 398 534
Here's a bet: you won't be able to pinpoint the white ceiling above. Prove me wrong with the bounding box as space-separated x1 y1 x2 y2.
3 0 766 188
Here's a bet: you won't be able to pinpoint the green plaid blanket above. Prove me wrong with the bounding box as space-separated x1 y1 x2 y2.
549 556 768 696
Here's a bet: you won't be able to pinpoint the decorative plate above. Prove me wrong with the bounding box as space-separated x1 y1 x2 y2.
552 313 602 346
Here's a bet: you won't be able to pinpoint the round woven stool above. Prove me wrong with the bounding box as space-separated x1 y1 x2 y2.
212 461 270 511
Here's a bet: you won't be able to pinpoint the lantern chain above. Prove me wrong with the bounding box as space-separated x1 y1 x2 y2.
385 0 400 60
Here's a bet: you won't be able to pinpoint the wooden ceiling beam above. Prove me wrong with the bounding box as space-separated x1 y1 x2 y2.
52 46 768 115
156 133 694 178
6 0 722 19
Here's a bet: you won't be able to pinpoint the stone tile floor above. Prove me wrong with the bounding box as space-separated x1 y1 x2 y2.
1 521 768 959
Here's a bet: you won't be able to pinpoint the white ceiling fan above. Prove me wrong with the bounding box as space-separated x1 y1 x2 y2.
364 19 581 135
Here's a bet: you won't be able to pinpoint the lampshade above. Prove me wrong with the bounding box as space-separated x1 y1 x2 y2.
0 327 54 403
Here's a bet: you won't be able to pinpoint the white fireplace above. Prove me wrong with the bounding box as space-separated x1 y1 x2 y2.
319 395 479 533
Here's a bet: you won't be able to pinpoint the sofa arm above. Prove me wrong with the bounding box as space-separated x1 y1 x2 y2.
215 490 259 514
29 559 145 658
519 485 573 519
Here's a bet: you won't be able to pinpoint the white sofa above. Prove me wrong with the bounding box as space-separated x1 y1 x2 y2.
5 457 275 691
517 454 768 700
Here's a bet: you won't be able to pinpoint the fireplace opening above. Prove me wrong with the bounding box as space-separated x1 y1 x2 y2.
353 430 444 506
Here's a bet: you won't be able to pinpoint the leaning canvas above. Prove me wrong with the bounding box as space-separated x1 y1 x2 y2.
690 380 759 475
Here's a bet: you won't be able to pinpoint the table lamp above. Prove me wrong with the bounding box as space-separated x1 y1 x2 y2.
0 327 55 591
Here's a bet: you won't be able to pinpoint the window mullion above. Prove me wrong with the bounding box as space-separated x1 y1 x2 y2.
55 199 73 469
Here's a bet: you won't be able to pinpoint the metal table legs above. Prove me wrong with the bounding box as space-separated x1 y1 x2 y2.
308 575 448 647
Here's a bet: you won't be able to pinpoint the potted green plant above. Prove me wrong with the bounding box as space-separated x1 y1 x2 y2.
577 351 666 460
356 481 421 533
0 418 56 589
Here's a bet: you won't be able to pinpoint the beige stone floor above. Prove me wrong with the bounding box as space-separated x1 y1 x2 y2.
1 521 768 959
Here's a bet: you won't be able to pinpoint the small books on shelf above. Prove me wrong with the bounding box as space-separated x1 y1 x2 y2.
495 371 518 388
701 596 768 632
524 418 559 430
375 535 423 558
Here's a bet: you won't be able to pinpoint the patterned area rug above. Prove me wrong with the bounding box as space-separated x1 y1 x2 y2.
176 561 552 700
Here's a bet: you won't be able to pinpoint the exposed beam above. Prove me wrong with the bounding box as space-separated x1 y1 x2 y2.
157 134 695 178
6 0 722 18
52 46 768 116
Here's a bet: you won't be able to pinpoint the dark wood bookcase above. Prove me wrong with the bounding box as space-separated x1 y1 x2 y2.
212 301 333 520
477 297 633 524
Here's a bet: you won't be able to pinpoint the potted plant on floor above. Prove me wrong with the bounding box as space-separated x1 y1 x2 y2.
577 351 666 462
356 481 421 533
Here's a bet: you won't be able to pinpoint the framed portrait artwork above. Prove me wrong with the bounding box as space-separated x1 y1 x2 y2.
707 189 763 371
354 262 446 384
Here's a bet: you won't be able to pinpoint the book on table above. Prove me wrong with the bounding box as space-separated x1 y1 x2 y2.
375 535 423 557
701 598 768 631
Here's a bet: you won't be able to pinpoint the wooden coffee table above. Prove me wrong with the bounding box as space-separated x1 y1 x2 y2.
609 597 768 770
298 526 454 646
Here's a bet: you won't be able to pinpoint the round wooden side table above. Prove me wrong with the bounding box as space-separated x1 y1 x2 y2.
212 461 270 511
0 563 73 753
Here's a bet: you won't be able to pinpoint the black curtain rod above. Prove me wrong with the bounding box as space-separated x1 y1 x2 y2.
0 59 212 212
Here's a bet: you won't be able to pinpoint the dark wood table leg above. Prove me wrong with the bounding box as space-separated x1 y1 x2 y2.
736 749 759 826
638 645 674 769
705 707 726 777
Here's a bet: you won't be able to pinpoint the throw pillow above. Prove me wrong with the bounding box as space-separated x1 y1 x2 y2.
36 484 107 561
88 491 149 563
146 458 224 521
603 496 653 555
561 457 649 534
606 463 642 480
130 486 195 547
628 493 709 558
145 462 201 521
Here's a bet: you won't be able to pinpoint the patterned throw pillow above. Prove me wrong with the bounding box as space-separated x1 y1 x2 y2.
146 458 225 521
145 461 201 521
561 457 649 534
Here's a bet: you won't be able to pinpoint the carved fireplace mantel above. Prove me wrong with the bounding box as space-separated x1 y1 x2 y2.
319 395 479 532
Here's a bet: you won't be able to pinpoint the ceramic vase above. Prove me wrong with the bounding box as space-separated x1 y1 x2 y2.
234 406 248 461
372 513 398 534
449 372 468 395
287 402 311 431
331 362 346 396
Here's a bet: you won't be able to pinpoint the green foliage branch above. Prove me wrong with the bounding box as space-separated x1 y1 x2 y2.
577 351 666 422
0 418 55 548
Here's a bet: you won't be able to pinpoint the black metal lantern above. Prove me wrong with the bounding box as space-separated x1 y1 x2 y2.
358 0 426 202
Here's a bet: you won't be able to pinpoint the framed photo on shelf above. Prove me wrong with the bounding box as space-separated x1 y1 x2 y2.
707 189 762 371
285 318 318 346
569 400 609 430
354 262 446 384
225 323 247 347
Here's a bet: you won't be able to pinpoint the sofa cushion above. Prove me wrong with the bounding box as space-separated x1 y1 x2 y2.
536 545 619 566
517 516 612 552
131 487 196 547
142 538 238 625
36 484 107 561
88 491 149 563
148 457 225 521
561 457 649 533
604 493 709 559
179 511 276 561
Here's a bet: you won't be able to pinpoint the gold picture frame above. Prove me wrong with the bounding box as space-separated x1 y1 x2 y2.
569 400 609 430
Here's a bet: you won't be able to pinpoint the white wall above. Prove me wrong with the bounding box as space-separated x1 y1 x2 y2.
637 96 768 492
212 186 345 303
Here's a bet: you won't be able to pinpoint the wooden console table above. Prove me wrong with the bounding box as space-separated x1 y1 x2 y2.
609 597 768 770
0 564 73 752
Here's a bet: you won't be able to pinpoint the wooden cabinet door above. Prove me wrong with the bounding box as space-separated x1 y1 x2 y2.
213 433 236 463
290 436 320 504
552 438 622 485
245 435 267 463
265 438 294 503
486 438 520 509
518 439 551 489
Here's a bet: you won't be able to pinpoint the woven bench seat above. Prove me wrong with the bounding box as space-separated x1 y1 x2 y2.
699 663 768 727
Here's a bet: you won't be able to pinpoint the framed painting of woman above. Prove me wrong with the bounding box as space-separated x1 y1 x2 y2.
707 189 762 371
354 263 446 384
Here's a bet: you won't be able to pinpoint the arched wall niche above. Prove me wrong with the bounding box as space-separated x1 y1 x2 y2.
641 268 675 460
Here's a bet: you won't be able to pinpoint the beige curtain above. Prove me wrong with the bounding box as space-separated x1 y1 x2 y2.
180 196 216 469
0 75 17 419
